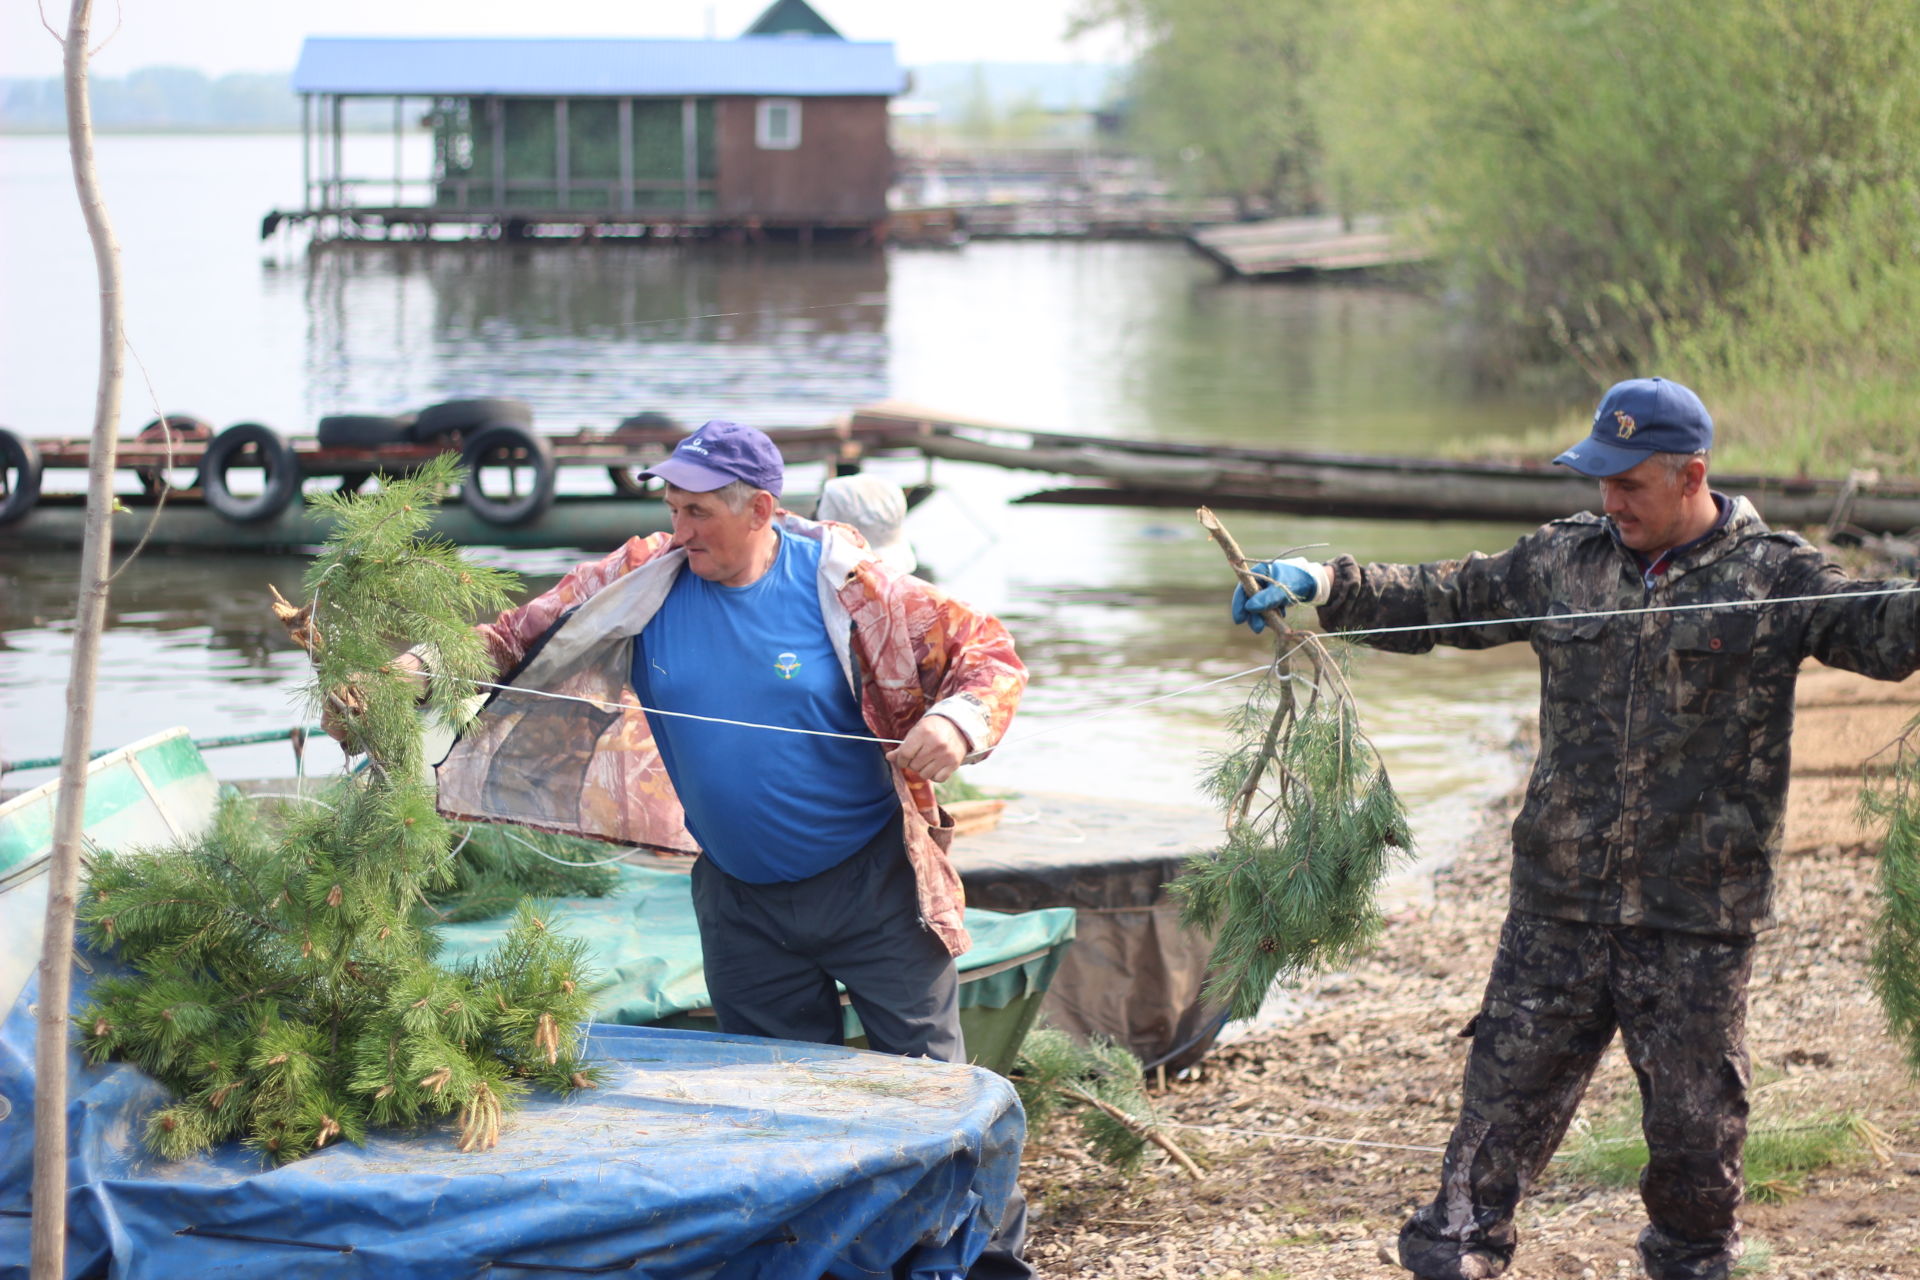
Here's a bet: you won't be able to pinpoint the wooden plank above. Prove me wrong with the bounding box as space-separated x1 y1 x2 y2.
1189 213 1426 278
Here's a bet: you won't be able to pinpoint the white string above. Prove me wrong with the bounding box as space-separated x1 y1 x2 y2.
1168 1119 1445 1155
1168 1119 1920 1164
463 677 906 746
246 792 335 808
997 664 1273 748
493 822 641 869
1312 581 1920 645
441 583 1917 752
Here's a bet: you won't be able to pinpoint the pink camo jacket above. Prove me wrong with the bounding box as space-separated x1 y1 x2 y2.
433 513 1028 957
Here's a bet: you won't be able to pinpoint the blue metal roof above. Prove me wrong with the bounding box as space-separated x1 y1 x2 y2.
291 36 905 97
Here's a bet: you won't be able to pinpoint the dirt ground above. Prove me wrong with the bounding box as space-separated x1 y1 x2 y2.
1021 664 1920 1280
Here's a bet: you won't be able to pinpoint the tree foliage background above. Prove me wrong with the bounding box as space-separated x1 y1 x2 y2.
1078 0 1920 450
1074 0 1332 217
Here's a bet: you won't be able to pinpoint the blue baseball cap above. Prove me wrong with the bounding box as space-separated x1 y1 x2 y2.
641 419 785 497
1553 377 1714 478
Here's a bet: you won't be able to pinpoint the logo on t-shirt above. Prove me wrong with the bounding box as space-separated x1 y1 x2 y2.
775 652 801 679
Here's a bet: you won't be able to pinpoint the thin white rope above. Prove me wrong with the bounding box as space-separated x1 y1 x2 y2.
495 822 639 869
463 677 907 745
1313 582 1919 644
997 663 1273 747
246 792 336 808
1168 1120 1445 1155
437 582 1917 752
1165 1120 1920 1163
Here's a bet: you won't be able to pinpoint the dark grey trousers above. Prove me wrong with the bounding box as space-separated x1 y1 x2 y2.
689 812 1031 1280
1399 910 1753 1280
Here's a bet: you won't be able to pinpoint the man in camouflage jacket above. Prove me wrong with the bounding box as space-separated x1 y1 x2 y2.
1232 378 1920 1280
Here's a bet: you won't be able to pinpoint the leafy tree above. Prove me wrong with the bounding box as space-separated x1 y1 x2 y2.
1075 0 1336 217
1649 177 1920 475
75 457 603 1163
1329 0 1920 370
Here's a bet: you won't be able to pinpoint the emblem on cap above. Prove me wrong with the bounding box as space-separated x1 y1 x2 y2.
1613 411 1637 439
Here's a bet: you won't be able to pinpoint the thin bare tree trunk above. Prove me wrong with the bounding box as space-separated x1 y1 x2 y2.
33 1 123 1274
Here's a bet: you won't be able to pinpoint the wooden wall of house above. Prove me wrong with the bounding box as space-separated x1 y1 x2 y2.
713 96 892 223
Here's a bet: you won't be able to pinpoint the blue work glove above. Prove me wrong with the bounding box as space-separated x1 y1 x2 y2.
1229 557 1329 634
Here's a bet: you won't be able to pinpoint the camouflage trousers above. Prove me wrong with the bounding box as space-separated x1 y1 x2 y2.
1398 910 1753 1280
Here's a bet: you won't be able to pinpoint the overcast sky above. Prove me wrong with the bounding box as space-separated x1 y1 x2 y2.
3 1 1134 79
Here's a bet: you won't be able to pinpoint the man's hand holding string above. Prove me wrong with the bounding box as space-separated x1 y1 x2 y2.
888 714 969 784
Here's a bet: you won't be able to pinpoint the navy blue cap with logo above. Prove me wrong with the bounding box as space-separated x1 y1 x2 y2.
640 419 786 497
1552 377 1714 478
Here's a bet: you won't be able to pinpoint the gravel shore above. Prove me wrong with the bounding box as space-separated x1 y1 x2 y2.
1022 665 1920 1280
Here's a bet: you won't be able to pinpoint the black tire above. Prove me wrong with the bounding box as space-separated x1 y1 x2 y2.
201 422 303 524
0 427 43 526
411 397 534 442
317 413 415 449
460 424 556 526
134 414 213 496
607 410 679 497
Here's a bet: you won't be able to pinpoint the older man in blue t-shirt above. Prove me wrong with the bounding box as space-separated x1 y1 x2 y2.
633 423 1030 1279
629 426 974 1059
355 419 1029 1277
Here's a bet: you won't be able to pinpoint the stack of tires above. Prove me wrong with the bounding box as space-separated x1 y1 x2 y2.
313 396 554 526
0 427 42 527
1 397 576 532
187 397 553 528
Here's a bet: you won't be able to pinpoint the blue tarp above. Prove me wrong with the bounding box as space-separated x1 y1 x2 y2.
432 866 1076 1037
0 964 1023 1279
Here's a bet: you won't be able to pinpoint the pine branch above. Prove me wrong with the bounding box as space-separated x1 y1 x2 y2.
1013 1029 1196 1178
78 467 606 1163
1175 508 1414 1021
1865 719 1920 1072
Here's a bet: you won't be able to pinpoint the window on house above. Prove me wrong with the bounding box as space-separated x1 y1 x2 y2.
756 98 801 150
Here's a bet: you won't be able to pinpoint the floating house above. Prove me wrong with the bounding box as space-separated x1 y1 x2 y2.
278 0 905 241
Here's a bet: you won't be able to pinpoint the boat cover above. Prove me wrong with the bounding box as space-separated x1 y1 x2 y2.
0 733 1025 1278
949 795 1228 1072
0 966 1023 1279
434 865 1076 1041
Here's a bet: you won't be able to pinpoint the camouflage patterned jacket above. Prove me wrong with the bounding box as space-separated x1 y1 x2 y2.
1316 495 1920 937
433 513 1027 958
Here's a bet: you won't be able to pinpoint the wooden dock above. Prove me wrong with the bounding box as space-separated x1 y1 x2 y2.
1187 213 1428 279
845 402 1920 534
8 404 1919 550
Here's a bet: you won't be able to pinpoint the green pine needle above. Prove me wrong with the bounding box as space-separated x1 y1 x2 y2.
1013 1029 1160 1175
1863 719 1920 1073
1176 661 1413 1020
75 466 604 1162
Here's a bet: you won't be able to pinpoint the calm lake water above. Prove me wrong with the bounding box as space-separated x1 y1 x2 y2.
0 133 1570 873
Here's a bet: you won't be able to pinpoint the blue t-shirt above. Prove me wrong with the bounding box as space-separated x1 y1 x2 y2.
633 528 899 883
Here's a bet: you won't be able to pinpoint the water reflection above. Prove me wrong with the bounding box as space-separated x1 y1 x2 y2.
2 168 1561 839
298 243 891 427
